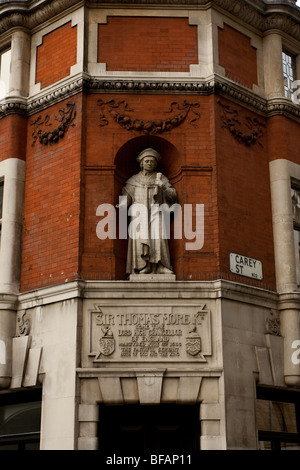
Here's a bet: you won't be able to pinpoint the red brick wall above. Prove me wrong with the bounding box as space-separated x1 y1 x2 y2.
20 96 83 292
218 24 258 89
0 114 27 161
18 91 287 291
36 21 77 89
215 97 276 290
268 115 300 165
83 93 218 281
98 17 198 72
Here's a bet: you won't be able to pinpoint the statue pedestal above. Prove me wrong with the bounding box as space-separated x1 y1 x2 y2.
129 274 176 282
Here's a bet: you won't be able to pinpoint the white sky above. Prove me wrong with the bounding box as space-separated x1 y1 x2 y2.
0 49 10 100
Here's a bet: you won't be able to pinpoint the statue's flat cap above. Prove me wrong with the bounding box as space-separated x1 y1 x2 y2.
137 148 161 162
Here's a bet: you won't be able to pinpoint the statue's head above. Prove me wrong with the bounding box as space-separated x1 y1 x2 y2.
137 148 161 170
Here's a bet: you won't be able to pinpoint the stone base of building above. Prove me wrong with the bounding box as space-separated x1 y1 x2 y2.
1 279 292 450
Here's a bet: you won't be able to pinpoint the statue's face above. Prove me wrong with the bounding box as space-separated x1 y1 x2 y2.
141 156 157 172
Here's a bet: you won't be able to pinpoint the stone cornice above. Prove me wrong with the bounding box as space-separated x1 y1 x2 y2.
1 74 300 123
0 292 18 311
16 278 277 308
0 0 299 40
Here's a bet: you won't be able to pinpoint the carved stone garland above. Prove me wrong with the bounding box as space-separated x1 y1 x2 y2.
98 99 200 134
218 99 265 147
30 102 76 146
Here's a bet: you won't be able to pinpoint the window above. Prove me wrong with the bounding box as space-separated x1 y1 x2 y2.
0 48 11 100
0 180 3 246
282 51 296 100
256 387 300 450
294 228 300 286
291 186 300 285
0 390 41 450
98 404 200 452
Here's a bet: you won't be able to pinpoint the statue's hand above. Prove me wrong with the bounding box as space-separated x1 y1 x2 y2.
116 202 126 209
116 196 128 209
155 172 163 187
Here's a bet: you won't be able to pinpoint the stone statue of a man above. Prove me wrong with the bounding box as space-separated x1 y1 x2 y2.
118 148 177 276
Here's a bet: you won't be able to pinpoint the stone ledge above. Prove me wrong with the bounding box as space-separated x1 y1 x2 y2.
129 273 176 282
16 278 279 309
2 74 300 126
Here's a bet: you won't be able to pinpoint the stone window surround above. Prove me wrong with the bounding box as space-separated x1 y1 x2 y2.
282 36 300 71
77 371 225 450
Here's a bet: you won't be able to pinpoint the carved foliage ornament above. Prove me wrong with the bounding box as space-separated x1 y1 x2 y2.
30 102 76 146
98 99 200 134
17 310 31 337
265 310 281 337
218 99 265 147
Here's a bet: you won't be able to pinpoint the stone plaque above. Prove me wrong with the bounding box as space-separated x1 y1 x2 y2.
88 304 211 363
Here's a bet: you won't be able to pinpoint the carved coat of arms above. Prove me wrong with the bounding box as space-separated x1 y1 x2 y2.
99 327 115 357
185 327 201 356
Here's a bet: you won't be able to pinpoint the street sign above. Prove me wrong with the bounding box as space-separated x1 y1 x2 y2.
229 252 263 280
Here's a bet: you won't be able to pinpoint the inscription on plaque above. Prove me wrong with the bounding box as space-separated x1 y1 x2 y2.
88 305 212 363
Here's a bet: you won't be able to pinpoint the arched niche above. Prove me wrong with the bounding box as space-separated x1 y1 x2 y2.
114 134 181 180
113 135 182 280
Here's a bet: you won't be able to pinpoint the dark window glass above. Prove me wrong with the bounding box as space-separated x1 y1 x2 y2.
98 404 200 452
256 387 300 450
0 390 41 450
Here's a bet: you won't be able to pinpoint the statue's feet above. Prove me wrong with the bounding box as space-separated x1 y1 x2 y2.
157 264 174 274
139 264 152 274
138 263 173 275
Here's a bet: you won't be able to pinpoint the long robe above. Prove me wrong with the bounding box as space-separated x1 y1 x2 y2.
121 171 177 274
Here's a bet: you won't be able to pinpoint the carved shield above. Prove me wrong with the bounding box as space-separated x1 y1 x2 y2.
185 331 201 356
99 336 115 356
